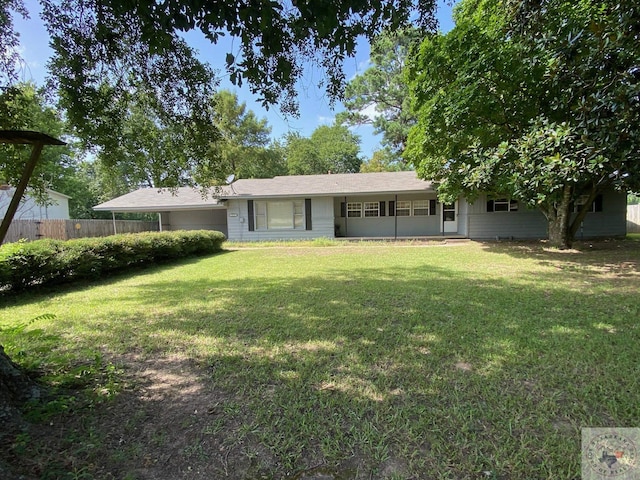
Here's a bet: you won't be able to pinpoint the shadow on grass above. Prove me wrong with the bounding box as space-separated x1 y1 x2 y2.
2 246 639 479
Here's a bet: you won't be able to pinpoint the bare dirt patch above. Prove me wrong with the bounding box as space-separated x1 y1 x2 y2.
1 354 284 480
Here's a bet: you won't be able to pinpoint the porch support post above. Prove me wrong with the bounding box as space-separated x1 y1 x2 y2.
112 211 117 235
394 194 398 240
344 196 348 237
158 212 163 232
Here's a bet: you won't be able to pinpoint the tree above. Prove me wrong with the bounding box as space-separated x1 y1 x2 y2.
0 83 74 201
205 90 286 181
285 125 362 175
35 0 437 118
94 87 220 191
0 0 442 429
360 148 407 172
405 0 640 248
338 27 421 163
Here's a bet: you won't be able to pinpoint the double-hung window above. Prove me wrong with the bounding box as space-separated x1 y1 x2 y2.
347 202 362 218
364 202 380 217
412 200 430 216
396 201 411 216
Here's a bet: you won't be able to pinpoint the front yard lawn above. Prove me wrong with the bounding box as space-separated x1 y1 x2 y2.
1 239 639 479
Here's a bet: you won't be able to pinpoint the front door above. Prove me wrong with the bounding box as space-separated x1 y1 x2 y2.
442 202 458 233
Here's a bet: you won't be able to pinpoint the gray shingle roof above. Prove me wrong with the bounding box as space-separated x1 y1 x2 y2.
93 187 226 212
94 172 434 211
227 171 434 198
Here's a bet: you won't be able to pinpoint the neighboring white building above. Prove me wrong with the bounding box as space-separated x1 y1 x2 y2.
0 186 71 220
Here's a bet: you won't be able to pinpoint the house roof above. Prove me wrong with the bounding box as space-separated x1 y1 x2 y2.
93 171 435 212
225 171 434 198
93 187 226 212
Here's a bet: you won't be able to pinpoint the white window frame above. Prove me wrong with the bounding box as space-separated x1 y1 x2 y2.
396 200 411 216
412 200 430 216
574 195 595 213
255 200 305 230
347 202 362 218
490 198 518 212
364 202 380 217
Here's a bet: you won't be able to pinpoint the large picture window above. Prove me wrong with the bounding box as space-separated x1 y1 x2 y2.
254 200 305 230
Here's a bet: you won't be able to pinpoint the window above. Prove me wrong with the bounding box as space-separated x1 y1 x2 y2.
364 202 380 217
412 200 430 216
347 202 362 218
487 198 518 212
396 201 411 216
254 200 305 230
574 194 603 213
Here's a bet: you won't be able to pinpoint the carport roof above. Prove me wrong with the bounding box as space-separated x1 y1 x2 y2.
93 187 227 212
93 171 435 212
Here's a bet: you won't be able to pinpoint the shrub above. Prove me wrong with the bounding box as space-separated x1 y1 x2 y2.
0 230 226 291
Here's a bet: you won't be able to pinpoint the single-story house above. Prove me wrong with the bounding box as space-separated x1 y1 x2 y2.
93 171 627 241
0 186 71 220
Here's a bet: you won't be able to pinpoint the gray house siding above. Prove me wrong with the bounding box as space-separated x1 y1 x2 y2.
457 199 469 237
467 190 627 239
226 197 334 241
573 190 627 239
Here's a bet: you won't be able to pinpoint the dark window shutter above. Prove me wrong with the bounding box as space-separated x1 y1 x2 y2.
486 200 494 212
429 199 436 215
380 201 386 216
340 202 346 217
248 200 255 231
389 201 395 216
594 194 603 212
305 198 312 230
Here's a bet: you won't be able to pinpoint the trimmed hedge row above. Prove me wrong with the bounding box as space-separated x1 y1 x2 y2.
0 230 226 291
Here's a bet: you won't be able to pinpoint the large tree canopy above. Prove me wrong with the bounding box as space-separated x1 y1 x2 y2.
285 124 362 175
338 27 421 162
405 0 640 248
3 0 439 121
205 90 286 181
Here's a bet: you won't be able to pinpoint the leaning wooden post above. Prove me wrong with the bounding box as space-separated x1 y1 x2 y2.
112 211 117 235
0 131 66 245
0 142 44 244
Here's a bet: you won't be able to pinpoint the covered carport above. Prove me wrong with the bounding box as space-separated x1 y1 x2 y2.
93 187 228 237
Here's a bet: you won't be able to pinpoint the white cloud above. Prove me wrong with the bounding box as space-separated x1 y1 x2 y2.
317 115 335 125
359 103 381 121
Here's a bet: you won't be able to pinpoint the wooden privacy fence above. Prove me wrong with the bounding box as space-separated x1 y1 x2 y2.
628 205 640 234
2 219 159 244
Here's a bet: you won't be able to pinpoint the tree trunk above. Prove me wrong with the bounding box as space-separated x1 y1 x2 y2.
546 185 574 249
0 344 42 426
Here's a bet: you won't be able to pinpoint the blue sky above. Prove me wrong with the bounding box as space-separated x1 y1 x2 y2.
13 0 455 160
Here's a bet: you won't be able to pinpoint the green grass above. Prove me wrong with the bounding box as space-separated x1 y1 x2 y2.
1 239 639 479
